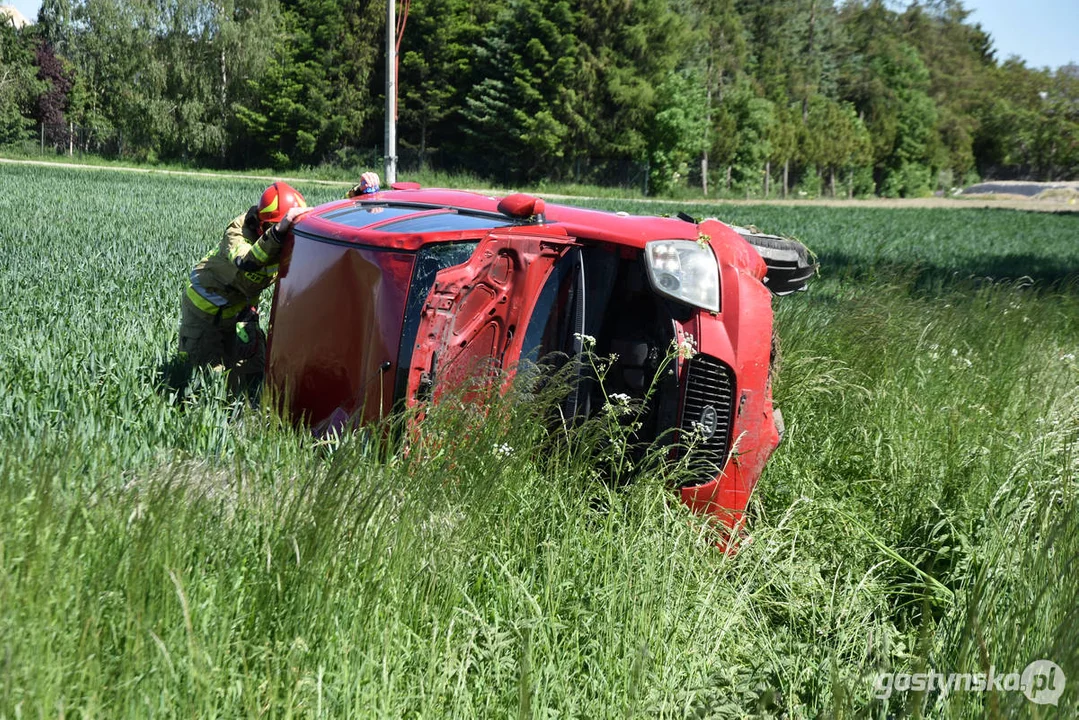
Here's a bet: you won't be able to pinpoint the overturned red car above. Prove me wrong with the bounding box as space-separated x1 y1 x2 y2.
266 185 814 530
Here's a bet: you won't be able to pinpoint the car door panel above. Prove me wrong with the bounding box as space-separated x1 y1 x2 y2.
406 228 577 407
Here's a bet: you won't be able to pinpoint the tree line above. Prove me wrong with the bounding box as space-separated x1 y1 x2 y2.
1 0 1077 195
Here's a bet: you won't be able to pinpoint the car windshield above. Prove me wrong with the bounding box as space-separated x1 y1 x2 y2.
394 241 480 404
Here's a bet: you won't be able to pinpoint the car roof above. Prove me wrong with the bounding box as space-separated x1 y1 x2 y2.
295 188 702 251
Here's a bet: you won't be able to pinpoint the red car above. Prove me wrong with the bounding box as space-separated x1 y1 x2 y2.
266 185 814 531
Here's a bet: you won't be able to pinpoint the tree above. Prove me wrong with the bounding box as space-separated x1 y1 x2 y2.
679 0 746 193
0 21 42 144
37 0 73 51
0 0 1072 187
398 0 490 167
647 68 708 193
708 102 738 191
767 104 799 197
209 0 279 162
64 0 167 157
232 0 380 167
34 40 72 149
851 37 938 195
572 0 685 163
1029 65 1079 179
801 95 839 195
461 0 579 180
725 85 775 195
901 0 994 182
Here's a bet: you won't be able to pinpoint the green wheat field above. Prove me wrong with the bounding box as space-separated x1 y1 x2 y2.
1 163 1077 717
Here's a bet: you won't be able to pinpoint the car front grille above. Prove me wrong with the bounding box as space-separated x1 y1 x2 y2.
677 354 736 487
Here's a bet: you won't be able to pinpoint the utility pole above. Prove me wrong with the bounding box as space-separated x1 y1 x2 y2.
384 0 397 184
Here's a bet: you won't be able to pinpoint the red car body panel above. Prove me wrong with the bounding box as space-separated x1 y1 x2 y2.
675 223 779 529
267 235 414 424
405 228 576 406
268 188 791 533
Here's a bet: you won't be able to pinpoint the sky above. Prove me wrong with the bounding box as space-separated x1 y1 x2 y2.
963 0 1077 69
3 0 1077 71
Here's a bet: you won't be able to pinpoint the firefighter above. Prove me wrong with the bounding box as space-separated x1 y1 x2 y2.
347 171 381 198
178 173 383 385
178 180 312 383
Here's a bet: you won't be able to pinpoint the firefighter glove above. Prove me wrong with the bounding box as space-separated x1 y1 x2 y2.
275 205 312 234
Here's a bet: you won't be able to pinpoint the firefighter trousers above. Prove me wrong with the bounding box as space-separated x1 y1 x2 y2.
178 294 266 381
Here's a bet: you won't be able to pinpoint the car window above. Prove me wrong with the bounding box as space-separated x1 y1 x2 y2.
321 205 417 228
394 241 480 404
521 247 585 366
519 247 587 416
377 211 513 234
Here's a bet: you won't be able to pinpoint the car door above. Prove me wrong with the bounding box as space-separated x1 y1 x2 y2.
405 227 577 408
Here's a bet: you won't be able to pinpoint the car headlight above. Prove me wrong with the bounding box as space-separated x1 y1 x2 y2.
644 240 720 312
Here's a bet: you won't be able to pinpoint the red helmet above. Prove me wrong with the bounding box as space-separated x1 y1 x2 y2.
257 181 306 225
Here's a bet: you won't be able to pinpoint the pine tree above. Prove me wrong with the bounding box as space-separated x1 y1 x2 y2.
573 0 685 163
461 0 579 180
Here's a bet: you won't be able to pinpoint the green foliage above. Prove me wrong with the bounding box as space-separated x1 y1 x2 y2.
646 69 708 193
0 23 42 144
880 160 932 198
1 0 1078 190
573 0 686 160
801 95 872 196
792 161 822 198
991 62 1079 180
724 84 776 193
232 0 379 167
398 0 485 165
2 165 1078 716
461 0 579 180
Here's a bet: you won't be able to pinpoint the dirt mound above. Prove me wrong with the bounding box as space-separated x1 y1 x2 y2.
1034 187 1079 204
964 180 1079 198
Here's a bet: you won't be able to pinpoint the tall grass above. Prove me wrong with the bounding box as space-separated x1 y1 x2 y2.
0 163 1076 716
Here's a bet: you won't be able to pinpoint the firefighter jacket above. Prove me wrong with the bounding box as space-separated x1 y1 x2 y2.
186 209 285 321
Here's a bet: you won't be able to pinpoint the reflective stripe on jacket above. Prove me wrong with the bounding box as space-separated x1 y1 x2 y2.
186 210 286 318
185 285 247 319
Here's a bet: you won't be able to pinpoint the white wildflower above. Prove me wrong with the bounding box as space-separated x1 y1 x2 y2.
604 392 634 416
947 347 973 370
574 332 596 350
494 443 514 457
675 333 696 360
